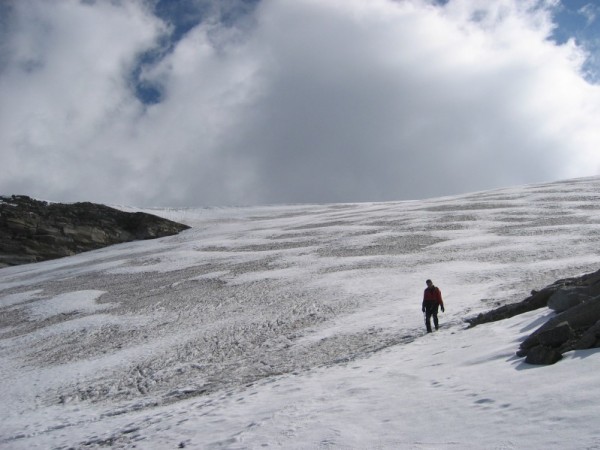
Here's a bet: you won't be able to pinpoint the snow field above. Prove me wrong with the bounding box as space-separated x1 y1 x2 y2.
1 176 600 448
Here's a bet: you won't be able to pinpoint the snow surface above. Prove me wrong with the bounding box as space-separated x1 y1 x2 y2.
1 177 600 449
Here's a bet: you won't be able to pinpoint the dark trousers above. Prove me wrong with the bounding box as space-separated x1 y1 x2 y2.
424 303 439 332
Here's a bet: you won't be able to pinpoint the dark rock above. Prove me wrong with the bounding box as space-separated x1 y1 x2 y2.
515 348 527 358
525 345 563 365
519 295 600 355
547 287 589 312
0 195 190 267
467 269 600 328
588 276 600 298
466 287 557 327
518 322 575 355
573 320 600 350
532 296 600 337
465 268 600 365
536 322 575 348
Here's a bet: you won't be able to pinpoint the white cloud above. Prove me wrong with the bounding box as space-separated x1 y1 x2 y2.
0 0 164 199
0 0 599 206
579 3 598 25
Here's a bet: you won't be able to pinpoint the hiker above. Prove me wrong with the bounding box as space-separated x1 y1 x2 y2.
422 279 444 333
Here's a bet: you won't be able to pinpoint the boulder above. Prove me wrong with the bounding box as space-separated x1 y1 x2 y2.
534 295 600 336
519 296 600 356
536 322 575 348
525 346 563 365
0 195 190 267
573 320 600 350
547 287 589 312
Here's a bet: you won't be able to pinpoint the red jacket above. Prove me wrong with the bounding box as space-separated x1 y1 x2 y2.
423 286 443 307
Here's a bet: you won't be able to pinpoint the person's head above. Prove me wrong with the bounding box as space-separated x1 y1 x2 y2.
426 279 433 287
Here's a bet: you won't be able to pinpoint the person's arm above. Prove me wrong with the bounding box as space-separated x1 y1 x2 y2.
437 288 445 312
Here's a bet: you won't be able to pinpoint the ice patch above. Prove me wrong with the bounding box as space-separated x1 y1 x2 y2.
26 290 109 320
0 289 44 307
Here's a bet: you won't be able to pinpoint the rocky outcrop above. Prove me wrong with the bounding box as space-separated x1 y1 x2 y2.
0 195 190 268
466 269 600 328
517 294 600 363
465 287 557 327
466 268 600 365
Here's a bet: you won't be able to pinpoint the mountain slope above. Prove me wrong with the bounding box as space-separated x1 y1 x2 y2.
1 177 600 449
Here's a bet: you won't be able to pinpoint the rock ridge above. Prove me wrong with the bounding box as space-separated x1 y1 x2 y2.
466 268 600 365
0 195 190 268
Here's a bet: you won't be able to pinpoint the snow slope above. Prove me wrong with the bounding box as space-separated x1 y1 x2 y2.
1 177 600 449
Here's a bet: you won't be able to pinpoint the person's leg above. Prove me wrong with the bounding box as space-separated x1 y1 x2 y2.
431 305 440 330
425 310 433 332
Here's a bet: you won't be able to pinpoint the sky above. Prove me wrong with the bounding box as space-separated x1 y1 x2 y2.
1 0 600 207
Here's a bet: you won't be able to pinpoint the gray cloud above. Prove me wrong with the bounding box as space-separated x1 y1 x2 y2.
1 0 599 207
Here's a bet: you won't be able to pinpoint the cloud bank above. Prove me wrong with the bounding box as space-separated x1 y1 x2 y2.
1 0 599 206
